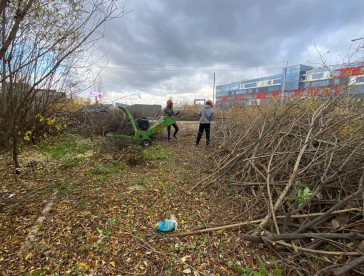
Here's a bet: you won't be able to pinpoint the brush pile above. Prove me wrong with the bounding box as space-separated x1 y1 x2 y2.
62 108 133 136
197 96 364 275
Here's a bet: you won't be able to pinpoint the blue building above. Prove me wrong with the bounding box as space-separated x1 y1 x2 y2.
215 63 364 107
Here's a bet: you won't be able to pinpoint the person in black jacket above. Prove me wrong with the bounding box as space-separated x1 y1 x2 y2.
163 99 179 141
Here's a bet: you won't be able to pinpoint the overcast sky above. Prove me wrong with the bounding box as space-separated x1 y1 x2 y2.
91 0 364 106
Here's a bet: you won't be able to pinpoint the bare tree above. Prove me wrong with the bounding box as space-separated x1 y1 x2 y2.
0 0 126 166
0 0 34 62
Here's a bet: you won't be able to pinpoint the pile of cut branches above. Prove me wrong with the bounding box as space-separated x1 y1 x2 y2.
61 109 132 136
191 96 364 275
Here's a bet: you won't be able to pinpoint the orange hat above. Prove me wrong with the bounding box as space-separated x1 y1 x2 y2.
206 100 213 107
167 99 173 105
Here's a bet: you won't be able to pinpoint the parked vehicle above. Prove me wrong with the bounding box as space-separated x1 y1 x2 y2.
75 105 111 114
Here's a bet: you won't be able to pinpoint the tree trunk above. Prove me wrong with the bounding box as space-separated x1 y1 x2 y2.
12 130 19 168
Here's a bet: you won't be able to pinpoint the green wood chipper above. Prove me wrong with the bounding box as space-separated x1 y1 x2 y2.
107 106 175 146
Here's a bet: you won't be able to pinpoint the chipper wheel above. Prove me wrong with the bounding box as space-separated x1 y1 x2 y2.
142 138 152 146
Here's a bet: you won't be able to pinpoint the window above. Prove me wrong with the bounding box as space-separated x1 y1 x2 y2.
258 87 268 93
356 76 364 83
237 90 249 95
247 94 256 99
245 82 257 88
268 85 280 91
311 81 319 87
318 80 329 87
287 67 297 74
216 90 225 97
230 84 239 90
273 79 281 84
278 91 294 97
312 73 324 80
267 93 272 97
339 77 349 85
267 80 271 85
331 71 340 76
228 96 235 101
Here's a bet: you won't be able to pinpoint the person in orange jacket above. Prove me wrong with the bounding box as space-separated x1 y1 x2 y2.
163 99 179 141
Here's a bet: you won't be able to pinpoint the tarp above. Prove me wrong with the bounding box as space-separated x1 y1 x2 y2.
115 104 162 118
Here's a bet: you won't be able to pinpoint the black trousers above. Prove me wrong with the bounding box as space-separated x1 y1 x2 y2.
196 123 210 145
167 123 179 139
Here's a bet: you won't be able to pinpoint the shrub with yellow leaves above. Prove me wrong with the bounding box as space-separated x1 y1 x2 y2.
22 114 68 144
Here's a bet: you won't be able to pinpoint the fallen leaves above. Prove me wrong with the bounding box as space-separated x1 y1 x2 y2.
0 134 267 275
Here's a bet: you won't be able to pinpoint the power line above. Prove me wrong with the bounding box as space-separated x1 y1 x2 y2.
90 63 289 72
97 67 284 72
89 60 344 72
93 62 287 68
104 82 212 86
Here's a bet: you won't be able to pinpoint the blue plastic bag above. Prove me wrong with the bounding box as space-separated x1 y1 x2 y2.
154 214 177 232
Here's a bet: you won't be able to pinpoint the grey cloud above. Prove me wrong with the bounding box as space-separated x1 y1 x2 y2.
95 0 364 102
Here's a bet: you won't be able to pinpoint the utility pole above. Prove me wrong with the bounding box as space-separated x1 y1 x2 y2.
281 61 288 101
212 72 215 105
1 8 6 111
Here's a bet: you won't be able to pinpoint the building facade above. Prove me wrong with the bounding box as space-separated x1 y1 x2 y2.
215 63 364 107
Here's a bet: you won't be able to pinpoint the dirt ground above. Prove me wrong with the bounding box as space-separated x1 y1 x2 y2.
0 122 287 275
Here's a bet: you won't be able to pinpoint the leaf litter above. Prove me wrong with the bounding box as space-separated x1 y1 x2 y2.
1 127 271 275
